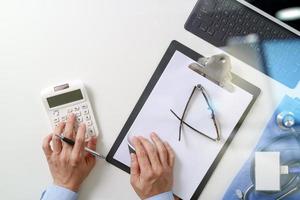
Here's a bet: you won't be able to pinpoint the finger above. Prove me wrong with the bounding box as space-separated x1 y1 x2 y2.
132 137 151 172
139 136 161 169
164 142 175 168
87 136 97 151
130 153 140 185
42 134 53 158
52 122 65 153
71 123 86 165
85 137 97 166
64 113 76 139
150 132 168 167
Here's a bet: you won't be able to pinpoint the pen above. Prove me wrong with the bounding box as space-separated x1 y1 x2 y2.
55 134 106 160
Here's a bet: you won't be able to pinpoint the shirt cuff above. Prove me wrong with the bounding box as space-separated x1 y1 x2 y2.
41 185 78 200
145 191 174 200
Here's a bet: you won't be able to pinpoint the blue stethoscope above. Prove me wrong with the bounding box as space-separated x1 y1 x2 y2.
236 111 300 200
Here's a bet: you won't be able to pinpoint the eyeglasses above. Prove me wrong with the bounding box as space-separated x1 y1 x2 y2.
170 84 221 142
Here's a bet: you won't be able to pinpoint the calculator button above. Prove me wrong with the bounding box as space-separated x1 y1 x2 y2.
87 120 93 126
77 116 83 122
53 118 60 123
53 110 59 116
84 115 91 121
74 106 80 111
81 104 88 109
83 109 89 115
75 112 81 117
67 108 73 113
87 127 95 136
61 116 67 121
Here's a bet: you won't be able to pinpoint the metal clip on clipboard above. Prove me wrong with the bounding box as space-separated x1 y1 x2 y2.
189 54 235 92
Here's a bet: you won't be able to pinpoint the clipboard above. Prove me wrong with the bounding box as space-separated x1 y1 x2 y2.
106 40 261 199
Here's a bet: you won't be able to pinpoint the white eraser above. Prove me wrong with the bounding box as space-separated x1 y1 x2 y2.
255 152 281 191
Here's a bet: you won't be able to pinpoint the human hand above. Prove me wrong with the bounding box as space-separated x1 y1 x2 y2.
130 132 175 199
42 114 97 192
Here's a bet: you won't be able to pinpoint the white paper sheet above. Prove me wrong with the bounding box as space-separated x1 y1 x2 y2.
113 51 253 199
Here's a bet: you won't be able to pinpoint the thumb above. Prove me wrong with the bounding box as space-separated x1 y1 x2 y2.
130 153 140 184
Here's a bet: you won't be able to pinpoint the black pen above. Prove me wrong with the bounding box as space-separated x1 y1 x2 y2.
55 134 106 160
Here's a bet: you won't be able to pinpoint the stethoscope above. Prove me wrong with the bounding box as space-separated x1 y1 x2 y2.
276 111 297 131
236 111 300 200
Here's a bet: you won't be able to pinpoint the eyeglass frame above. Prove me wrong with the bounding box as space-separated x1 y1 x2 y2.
170 84 221 142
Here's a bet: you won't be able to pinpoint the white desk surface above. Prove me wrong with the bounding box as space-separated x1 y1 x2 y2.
0 0 299 199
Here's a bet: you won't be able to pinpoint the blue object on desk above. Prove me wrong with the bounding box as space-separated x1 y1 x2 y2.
223 95 300 200
261 39 300 89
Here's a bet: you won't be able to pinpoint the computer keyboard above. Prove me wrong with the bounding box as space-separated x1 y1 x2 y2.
185 0 298 47
185 0 300 88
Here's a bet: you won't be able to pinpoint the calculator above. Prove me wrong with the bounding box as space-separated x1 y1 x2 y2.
41 80 98 140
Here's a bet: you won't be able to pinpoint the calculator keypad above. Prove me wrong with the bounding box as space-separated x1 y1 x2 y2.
52 103 96 139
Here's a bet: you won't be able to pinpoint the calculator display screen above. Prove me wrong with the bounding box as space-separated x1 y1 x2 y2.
47 89 83 108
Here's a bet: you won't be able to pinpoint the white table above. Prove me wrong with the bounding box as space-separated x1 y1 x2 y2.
0 0 299 199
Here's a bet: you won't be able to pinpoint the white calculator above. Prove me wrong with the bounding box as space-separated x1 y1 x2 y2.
41 80 98 140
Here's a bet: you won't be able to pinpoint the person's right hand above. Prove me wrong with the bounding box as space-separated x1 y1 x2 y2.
130 132 175 199
42 114 97 192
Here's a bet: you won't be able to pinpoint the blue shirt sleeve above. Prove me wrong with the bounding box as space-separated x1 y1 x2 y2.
145 191 174 200
40 185 78 200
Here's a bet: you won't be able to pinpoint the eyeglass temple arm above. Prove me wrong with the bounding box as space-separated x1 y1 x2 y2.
198 85 221 141
178 86 198 141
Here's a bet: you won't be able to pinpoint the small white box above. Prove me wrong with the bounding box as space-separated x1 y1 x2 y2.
255 152 281 191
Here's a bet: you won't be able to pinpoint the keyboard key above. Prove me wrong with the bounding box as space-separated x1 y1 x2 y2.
54 118 60 123
221 18 228 24
215 13 221 19
75 112 81 117
200 23 209 31
227 31 234 38
87 120 93 126
67 108 73 113
53 110 59 116
234 26 242 33
237 18 243 24
251 26 258 32
83 109 89 115
245 13 251 20
242 30 248 35
214 22 221 29
77 116 83 122
214 31 226 42
81 104 88 109
84 115 91 121
192 18 201 28
252 17 258 23
207 28 215 35
224 10 229 16
87 127 95 136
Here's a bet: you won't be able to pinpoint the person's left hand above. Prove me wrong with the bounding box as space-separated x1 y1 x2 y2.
42 113 97 192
